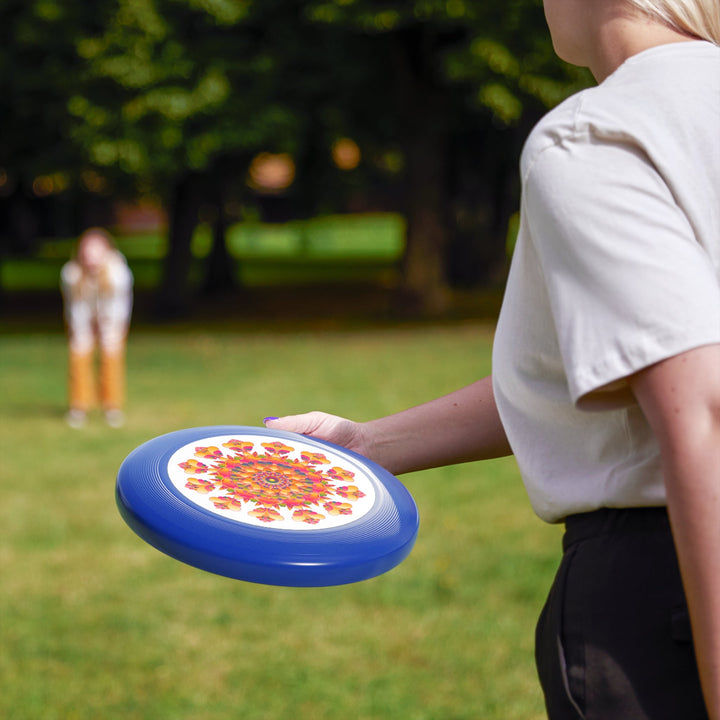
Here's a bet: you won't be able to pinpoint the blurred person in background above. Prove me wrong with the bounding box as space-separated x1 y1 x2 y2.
61 227 133 428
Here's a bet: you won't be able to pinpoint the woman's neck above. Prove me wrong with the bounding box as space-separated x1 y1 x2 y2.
589 10 698 82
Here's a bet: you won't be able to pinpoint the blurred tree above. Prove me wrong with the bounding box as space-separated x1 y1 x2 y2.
68 0 286 314
70 0 374 315
65 0 593 316
0 0 92 257
303 0 592 312
0 0 592 315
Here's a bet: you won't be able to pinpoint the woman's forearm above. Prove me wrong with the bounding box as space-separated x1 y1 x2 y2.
631 344 720 719
664 453 720 720
360 375 512 475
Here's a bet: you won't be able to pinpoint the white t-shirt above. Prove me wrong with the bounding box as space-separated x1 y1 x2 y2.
492 41 720 523
61 250 134 353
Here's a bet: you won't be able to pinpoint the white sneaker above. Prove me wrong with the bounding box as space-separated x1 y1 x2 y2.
104 409 125 428
66 409 87 429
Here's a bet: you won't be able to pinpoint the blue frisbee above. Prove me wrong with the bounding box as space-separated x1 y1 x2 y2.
116 426 419 587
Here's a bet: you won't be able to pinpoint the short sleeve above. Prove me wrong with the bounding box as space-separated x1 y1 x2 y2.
525 135 720 407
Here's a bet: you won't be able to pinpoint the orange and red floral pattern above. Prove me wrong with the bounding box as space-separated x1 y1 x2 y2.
173 437 371 528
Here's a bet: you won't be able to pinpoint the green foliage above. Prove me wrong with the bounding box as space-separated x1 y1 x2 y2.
67 0 303 184
0 0 593 303
0 325 561 719
0 0 591 194
303 0 591 124
0 1 88 177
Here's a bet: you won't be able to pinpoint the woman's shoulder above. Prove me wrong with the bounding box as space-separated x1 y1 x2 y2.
520 90 592 180
520 76 644 179
522 42 720 182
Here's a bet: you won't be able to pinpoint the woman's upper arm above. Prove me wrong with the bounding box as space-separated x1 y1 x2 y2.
629 343 720 459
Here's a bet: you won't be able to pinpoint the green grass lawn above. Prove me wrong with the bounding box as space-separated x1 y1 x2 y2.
0 323 561 719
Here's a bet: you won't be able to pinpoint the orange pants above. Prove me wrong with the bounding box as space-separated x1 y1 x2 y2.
68 345 126 412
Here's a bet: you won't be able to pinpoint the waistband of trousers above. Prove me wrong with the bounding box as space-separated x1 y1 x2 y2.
563 506 670 552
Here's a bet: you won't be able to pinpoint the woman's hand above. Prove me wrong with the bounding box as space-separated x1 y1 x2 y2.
264 376 511 476
264 412 371 457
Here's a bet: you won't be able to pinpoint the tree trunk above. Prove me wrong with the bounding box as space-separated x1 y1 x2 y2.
445 123 521 288
202 182 237 296
401 130 450 314
156 172 203 319
445 109 544 288
392 28 451 316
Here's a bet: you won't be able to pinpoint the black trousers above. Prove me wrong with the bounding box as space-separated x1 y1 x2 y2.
535 507 708 719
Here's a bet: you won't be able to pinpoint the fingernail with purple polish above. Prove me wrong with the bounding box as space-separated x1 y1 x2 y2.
263 416 278 424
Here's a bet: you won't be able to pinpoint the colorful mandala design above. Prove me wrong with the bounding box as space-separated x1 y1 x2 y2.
167 435 376 530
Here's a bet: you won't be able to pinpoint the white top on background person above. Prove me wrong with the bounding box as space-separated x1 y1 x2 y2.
266 0 720 715
61 228 133 354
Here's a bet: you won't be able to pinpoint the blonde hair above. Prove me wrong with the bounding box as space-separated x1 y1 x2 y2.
627 0 720 44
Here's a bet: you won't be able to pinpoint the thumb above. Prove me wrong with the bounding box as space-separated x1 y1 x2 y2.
263 411 329 436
